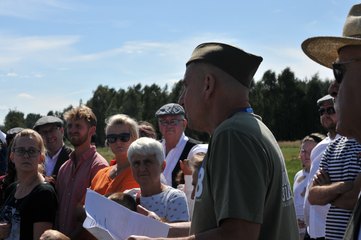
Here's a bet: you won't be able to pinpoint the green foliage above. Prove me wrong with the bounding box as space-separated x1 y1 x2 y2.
3 67 333 144
4 110 26 130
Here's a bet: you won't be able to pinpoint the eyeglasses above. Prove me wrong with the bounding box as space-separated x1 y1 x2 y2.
106 133 131 144
159 119 183 126
332 58 361 84
318 106 336 116
13 147 40 157
38 126 60 136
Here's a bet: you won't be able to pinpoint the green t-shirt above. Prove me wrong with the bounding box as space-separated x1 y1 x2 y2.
190 112 298 240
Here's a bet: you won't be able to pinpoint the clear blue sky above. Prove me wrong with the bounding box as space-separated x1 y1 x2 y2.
0 0 358 126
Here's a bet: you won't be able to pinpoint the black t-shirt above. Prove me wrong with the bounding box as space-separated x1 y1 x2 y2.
0 182 57 239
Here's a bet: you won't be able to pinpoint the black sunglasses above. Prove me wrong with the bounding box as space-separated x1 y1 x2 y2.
332 58 361 84
318 106 336 116
106 133 131 144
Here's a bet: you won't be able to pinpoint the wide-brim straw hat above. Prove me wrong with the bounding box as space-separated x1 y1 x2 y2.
302 4 361 69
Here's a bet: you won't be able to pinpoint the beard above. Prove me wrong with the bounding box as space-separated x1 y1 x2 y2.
69 132 89 147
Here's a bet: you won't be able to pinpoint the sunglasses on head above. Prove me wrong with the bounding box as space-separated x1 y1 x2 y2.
106 133 131 144
318 106 336 116
332 58 361 84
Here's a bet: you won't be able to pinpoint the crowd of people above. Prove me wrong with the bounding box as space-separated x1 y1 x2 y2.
0 3 361 239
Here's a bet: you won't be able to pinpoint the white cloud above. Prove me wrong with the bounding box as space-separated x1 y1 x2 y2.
17 93 35 99
6 72 18 77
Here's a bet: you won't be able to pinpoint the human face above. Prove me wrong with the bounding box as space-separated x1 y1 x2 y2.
299 140 317 171
179 63 206 132
130 153 163 187
66 119 94 147
319 102 337 132
106 124 135 158
158 115 186 142
335 45 361 142
11 136 42 173
37 124 64 155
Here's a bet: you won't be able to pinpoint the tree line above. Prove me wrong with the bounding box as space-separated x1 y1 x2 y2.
1 67 332 146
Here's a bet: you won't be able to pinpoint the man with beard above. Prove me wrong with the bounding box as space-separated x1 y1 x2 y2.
303 94 340 240
55 105 109 239
33 116 73 181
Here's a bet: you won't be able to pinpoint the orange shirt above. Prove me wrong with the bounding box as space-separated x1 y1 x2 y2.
90 165 139 195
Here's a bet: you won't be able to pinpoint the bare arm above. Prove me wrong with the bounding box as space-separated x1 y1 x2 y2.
332 172 361 210
308 169 352 205
39 229 70 240
128 218 260 240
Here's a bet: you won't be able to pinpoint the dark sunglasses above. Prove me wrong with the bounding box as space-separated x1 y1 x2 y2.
332 58 361 84
318 106 336 116
106 133 131 144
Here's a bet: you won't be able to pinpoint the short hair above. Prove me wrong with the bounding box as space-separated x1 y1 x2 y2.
127 137 165 165
106 192 137 211
138 121 157 139
105 114 139 139
63 105 97 127
11 129 46 157
302 132 326 144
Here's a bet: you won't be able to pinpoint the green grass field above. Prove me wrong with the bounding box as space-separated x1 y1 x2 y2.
97 140 302 187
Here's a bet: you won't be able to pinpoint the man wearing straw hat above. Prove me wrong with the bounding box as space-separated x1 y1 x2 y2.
302 3 361 239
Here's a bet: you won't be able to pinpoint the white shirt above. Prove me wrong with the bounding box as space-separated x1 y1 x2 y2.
44 147 63 176
162 133 188 186
303 134 341 238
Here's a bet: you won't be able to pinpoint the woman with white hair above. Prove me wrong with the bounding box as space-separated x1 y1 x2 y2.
126 137 189 223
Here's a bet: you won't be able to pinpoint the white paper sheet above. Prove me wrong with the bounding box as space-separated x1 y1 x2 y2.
83 189 170 240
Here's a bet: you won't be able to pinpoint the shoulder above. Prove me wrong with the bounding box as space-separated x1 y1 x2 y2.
62 145 73 155
163 186 187 199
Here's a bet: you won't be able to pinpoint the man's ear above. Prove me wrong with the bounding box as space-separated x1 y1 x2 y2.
9 152 15 164
89 126 96 138
203 73 215 100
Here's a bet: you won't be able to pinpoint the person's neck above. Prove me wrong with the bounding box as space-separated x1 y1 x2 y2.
17 172 41 185
115 153 128 166
165 137 180 155
47 144 63 158
328 130 337 140
140 182 164 197
209 103 251 134
74 143 92 164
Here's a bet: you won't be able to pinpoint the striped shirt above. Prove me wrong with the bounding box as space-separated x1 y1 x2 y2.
319 137 361 239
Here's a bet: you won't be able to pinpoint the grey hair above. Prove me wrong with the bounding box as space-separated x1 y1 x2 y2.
127 137 165 165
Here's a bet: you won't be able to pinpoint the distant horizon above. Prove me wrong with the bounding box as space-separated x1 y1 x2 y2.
1 0 358 125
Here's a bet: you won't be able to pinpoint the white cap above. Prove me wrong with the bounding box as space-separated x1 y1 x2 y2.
187 144 208 160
